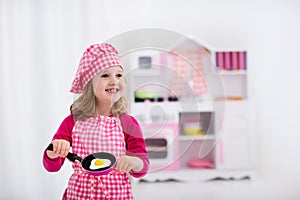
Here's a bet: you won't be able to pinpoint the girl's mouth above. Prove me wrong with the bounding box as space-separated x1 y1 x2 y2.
105 88 119 94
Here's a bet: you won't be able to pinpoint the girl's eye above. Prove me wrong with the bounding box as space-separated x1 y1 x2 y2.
116 74 123 78
101 74 109 78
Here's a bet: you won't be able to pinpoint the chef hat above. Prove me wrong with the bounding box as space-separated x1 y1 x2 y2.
70 43 123 94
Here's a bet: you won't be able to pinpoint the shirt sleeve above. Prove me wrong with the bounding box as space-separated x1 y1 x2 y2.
120 114 149 178
42 115 75 172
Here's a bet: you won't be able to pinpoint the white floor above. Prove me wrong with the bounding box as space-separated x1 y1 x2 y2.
132 173 300 200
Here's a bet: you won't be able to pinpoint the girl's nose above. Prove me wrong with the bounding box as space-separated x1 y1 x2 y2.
109 76 118 85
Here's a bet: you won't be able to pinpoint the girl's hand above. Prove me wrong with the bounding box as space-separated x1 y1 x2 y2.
115 155 143 173
46 139 70 159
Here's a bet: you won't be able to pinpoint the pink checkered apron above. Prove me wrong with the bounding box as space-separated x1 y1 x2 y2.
63 116 133 200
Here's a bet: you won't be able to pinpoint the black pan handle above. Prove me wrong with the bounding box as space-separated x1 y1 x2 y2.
46 143 83 163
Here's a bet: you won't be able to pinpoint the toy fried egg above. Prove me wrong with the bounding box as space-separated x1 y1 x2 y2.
89 158 111 170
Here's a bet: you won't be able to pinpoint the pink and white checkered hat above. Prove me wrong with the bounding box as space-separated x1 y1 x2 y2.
70 43 123 94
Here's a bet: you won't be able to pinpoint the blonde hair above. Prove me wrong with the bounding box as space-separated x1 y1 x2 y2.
70 80 128 121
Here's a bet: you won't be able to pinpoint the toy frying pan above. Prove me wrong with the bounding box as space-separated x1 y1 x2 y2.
46 143 116 176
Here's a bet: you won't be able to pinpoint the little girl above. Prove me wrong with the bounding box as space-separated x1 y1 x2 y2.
43 43 149 199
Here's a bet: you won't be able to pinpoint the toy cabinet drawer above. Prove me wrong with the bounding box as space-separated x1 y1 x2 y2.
216 101 255 135
217 136 254 169
224 112 250 130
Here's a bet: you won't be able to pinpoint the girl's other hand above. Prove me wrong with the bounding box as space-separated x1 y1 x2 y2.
46 139 70 159
115 155 143 173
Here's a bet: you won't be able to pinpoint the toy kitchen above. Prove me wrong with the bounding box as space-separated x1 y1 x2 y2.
123 37 255 181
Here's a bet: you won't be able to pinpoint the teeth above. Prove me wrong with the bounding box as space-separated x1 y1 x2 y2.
106 89 118 93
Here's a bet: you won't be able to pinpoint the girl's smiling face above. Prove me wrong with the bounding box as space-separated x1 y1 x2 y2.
92 65 125 109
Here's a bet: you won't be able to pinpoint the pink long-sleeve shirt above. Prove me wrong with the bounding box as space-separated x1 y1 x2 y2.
43 114 149 178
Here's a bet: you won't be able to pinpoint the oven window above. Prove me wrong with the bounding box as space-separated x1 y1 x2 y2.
145 138 168 159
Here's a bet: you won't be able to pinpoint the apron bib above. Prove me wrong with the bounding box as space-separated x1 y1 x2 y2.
64 116 133 200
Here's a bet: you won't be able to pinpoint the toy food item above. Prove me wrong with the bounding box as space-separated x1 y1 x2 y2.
187 159 214 169
89 158 111 170
183 120 205 136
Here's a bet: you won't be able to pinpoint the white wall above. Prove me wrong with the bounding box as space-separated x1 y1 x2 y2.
1 0 300 199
